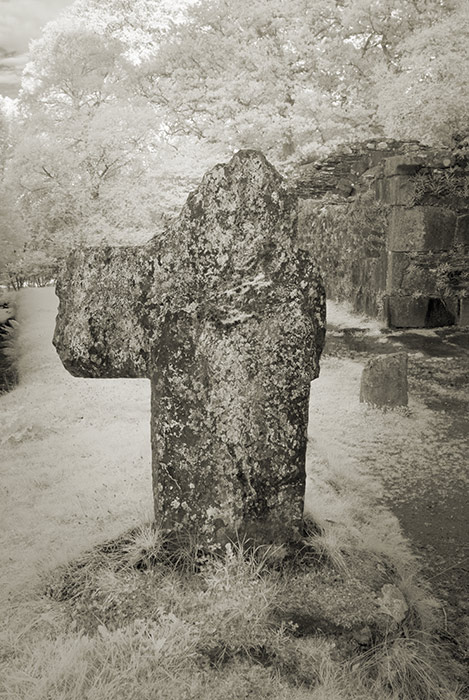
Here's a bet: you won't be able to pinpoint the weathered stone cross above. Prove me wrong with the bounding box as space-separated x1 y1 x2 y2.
54 151 325 548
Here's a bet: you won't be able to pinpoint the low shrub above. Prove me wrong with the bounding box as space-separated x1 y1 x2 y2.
0 291 19 393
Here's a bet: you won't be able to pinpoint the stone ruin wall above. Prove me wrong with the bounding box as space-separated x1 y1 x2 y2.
294 139 469 327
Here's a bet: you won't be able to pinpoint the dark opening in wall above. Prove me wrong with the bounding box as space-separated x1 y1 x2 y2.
425 298 456 328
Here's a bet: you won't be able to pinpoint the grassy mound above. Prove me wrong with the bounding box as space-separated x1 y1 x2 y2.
1 522 464 700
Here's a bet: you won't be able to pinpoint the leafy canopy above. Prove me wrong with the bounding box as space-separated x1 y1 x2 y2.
0 0 465 280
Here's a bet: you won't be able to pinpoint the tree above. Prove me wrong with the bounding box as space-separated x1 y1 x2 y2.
137 0 458 166
139 0 354 163
7 19 159 262
375 1 469 146
5 0 465 276
6 0 214 267
0 98 29 285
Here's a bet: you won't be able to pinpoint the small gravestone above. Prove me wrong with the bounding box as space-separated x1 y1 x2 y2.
54 151 326 547
359 352 408 408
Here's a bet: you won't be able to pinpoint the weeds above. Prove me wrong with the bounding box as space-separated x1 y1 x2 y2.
360 635 464 700
411 169 469 205
3 420 460 699
0 291 19 393
2 533 465 700
7 426 461 700
1 519 458 700
2 303 465 700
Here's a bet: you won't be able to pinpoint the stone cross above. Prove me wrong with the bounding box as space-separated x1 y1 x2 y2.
54 151 325 548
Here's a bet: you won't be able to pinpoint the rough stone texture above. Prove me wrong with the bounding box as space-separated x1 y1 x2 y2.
455 214 469 246
54 150 326 548
459 299 469 326
377 584 408 623
296 195 388 319
388 207 457 252
54 247 162 378
359 352 408 407
294 139 428 200
386 251 440 297
384 296 428 328
386 252 409 294
295 140 469 328
376 175 416 206
383 155 425 177
385 295 457 328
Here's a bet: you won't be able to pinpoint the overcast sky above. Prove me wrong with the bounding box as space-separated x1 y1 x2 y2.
0 0 74 98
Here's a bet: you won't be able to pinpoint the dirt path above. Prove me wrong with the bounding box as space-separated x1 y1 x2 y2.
310 304 469 659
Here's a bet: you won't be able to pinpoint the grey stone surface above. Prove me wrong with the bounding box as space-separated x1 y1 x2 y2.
459 299 469 326
376 175 416 206
455 214 469 246
386 252 440 297
383 155 424 177
54 150 326 548
388 207 456 252
360 352 408 408
388 207 457 253
377 584 408 623
385 295 429 328
296 141 468 329
386 252 409 294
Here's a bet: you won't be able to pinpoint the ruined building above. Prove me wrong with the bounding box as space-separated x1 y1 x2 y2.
295 139 469 327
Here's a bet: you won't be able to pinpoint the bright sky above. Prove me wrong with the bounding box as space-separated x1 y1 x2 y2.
0 0 74 97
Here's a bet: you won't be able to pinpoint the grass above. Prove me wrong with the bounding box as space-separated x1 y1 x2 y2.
1 517 465 700
1 289 466 699
2 419 465 700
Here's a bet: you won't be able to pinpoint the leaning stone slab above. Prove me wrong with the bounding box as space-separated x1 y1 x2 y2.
359 352 408 408
54 150 326 548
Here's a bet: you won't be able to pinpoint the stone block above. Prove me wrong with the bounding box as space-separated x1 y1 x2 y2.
386 251 409 293
385 295 429 328
442 298 459 324
374 178 385 201
455 214 469 246
377 176 416 205
387 252 438 297
425 298 456 327
336 177 354 196
360 352 408 408
388 207 457 252
459 298 469 326
384 155 424 177
385 294 457 328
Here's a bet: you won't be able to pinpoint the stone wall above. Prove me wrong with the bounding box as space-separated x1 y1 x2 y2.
294 139 469 327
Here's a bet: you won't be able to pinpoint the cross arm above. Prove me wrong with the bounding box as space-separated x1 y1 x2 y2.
53 245 162 379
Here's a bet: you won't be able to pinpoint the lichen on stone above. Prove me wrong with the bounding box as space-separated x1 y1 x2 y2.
54 150 326 547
